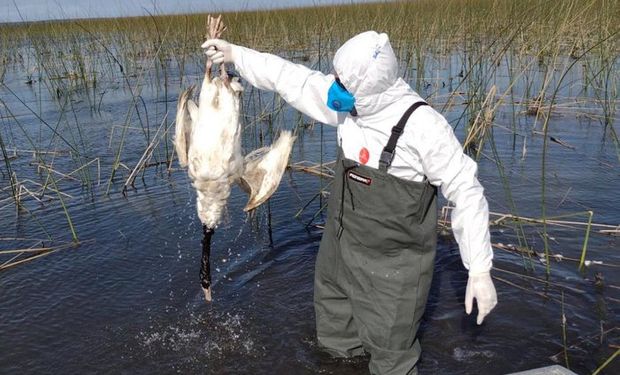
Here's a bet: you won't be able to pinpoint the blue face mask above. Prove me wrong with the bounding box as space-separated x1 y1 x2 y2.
327 78 356 115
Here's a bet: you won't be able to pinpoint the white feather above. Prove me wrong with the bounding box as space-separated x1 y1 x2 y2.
174 86 195 168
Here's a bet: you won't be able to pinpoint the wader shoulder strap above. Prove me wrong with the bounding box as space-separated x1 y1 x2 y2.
378 101 429 171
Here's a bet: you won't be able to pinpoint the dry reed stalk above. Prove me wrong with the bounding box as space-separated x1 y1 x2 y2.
1 240 44 268
439 206 618 235
600 228 620 235
526 94 544 116
143 160 173 168
561 291 570 369
0 240 91 270
294 186 331 219
0 249 61 270
1 252 24 267
123 112 169 191
19 179 74 199
493 242 620 268
556 187 572 209
524 99 614 118
0 237 50 241
0 178 74 210
532 130 576 149
491 212 611 232
7 148 70 157
493 275 555 301
493 266 587 294
550 327 619 367
0 154 17 162
0 242 75 254
33 162 81 182
289 160 335 178
47 158 101 186
463 85 498 150
0 190 28 205
18 185 45 204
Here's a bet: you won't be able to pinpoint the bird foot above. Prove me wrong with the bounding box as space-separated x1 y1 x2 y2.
204 15 229 83
207 14 226 40
202 286 212 302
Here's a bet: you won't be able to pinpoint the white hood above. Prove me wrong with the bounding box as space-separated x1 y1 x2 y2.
333 31 421 116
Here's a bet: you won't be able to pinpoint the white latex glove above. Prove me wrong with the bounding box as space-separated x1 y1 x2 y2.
465 271 497 325
201 39 235 65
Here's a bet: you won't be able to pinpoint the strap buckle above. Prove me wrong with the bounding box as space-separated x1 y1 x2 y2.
391 127 403 136
379 149 394 169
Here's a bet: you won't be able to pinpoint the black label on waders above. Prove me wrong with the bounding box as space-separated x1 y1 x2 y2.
348 171 372 186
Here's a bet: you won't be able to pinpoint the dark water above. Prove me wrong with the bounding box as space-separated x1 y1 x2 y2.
0 47 618 375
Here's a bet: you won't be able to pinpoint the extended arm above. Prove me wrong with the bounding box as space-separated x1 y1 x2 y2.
202 39 343 126
415 108 497 324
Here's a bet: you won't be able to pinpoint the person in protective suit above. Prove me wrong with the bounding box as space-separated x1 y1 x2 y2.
202 31 498 375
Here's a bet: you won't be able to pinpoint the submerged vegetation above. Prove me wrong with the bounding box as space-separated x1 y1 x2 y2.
0 0 618 372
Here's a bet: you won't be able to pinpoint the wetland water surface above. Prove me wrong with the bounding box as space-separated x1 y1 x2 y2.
0 41 618 374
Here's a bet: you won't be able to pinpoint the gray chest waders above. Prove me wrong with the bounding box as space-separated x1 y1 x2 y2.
314 102 437 375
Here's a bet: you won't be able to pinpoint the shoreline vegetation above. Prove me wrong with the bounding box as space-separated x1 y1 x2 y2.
0 1 618 372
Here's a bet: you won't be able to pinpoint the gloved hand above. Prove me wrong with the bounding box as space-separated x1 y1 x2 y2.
201 39 235 65
465 271 497 325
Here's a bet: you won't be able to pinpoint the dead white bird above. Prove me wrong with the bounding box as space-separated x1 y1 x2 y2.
174 15 295 303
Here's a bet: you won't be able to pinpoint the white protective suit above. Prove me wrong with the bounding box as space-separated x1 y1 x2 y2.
231 32 493 274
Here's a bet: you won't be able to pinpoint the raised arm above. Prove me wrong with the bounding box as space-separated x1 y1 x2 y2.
202 39 343 126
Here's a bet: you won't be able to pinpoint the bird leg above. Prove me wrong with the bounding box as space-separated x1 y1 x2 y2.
220 63 228 82
205 14 229 84
200 225 215 302
205 59 213 83
204 15 216 82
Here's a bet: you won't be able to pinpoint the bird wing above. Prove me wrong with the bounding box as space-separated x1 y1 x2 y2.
174 86 196 168
239 131 296 211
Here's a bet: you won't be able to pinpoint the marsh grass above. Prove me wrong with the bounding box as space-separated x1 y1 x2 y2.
0 0 615 248
0 1 617 370
0 238 87 270
0 0 615 266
